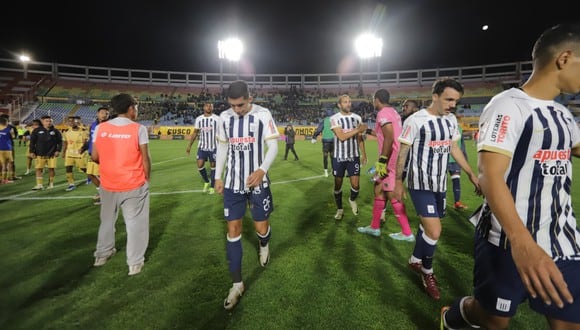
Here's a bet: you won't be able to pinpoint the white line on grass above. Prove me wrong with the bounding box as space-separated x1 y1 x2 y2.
2 173 325 201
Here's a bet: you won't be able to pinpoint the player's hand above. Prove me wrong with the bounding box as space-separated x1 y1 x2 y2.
510 235 573 308
393 179 405 202
186 147 191 155
311 138 317 144
468 172 482 196
214 179 224 195
246 169 266 188
375 156 388 178
358 124 368 133
361 155 367 167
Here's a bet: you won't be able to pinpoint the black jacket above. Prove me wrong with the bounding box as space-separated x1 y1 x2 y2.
30 126 63 157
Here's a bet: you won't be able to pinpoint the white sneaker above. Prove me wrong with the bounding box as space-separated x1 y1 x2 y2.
203 182 210 193
24 170 30 175
128 262 144 276
31 184 43 191
47 183 54 189
348 199 359 216
93 248 116 266
259 243 270 267
223 283 245 310
334 209 344 220
324 169 329 177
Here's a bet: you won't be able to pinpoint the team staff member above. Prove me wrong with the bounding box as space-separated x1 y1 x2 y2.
92 94 151 276
29 115 62 190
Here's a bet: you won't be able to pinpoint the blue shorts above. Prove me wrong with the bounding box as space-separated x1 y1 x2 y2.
197 149 216 162
408 189 446 218
447 162 461 176
332 157 361 178
223 186 274 221
473 233 580 322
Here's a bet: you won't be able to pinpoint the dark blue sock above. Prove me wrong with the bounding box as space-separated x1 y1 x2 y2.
412 226 425 260
350 187 359 201
334 190 342 209
199 167 209 183
444 297 471 329
226 236 243 283
210 168 216 187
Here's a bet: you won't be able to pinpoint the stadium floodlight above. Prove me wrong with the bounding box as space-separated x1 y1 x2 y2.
354 33 383 87
218 38 244 61
218 38 244 86
354 33 382 59
19 54 31 79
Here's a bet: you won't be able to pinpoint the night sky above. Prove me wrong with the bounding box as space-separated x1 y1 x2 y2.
1 0 578 74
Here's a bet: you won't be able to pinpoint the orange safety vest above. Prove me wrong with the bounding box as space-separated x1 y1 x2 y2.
94 121 146 192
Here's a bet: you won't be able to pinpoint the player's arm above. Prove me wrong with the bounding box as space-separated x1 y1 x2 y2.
54 130 62 157
29 131 37 157
61 132 68 158
247 138 278 188
312 121 323 140
186 129 199 155
375 123 394 177
331 123 367 141
140 143 151 181
450 140 480 194
357 133 367 166
214 139 228 195
572 143 580 158
479 150 573 308
393 142 412 201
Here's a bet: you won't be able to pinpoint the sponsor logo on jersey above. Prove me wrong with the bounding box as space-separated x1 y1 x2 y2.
490 114 510 143
533 149 571 176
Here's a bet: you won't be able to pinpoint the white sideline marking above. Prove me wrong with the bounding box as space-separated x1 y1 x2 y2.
1 168 324 201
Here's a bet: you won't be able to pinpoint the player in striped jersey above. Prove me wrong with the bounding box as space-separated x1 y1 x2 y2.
442 23 580 329
214 81 279 310
330 95 368 220
186 102 220 194
394 78 480 301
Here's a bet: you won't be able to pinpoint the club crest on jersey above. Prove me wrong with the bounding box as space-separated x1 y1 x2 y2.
533 149 571 176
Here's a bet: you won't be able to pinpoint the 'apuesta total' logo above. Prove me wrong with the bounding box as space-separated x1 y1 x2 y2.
533 149 571 176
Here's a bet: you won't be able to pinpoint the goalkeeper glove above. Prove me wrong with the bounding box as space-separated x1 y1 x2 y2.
375 156 388 177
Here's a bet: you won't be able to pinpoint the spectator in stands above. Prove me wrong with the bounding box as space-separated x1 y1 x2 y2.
92 93 151 276
82 107 109 205
186 102 220 194
62 116 89 191
442 22 580 330
283 124 299 161
29 115 62 190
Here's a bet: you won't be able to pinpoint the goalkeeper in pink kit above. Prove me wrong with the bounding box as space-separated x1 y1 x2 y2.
357 89 414 241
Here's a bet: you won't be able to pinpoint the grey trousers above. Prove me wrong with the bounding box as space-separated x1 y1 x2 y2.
94 182 150 266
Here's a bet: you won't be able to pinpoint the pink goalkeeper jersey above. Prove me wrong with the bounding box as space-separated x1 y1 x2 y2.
375 106 402 172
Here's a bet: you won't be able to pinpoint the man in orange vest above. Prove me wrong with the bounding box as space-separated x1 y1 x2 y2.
91 93 151 276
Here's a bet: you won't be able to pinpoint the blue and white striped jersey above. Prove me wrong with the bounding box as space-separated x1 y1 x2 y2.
330 112 363 160
475 88 580 260
194 114 220 151
399 109 460 192
217 104 279 192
